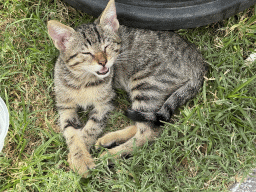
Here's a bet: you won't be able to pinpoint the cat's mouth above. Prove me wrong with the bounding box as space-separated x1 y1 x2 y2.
96 67 109 75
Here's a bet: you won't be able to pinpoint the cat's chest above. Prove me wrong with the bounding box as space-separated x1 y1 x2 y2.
66 86 109 106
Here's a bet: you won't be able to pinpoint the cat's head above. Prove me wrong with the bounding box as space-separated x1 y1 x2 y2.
47 0 121 79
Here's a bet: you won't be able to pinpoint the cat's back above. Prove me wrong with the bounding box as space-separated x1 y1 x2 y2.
115 25 207 90
119 25 204 67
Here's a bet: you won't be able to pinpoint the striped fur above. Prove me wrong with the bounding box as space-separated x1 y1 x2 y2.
47 0 207 177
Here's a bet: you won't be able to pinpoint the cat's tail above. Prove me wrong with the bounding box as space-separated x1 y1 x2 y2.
126 109 167 126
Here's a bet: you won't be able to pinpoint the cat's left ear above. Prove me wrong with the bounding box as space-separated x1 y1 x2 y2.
95 0 119 33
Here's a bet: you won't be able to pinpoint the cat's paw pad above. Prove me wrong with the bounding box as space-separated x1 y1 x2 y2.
68 151 96 177
95 133 118 150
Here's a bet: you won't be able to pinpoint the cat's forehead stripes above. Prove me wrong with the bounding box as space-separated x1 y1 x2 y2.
77 24 104 47
80 31 92 47
93 25 102 43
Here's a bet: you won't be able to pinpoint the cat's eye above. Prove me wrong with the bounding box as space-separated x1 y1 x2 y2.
82 52 94 57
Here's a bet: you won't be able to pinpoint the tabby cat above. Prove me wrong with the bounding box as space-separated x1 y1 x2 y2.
47 0 207 177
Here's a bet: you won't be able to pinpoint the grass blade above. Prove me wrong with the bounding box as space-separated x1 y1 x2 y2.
228 74 256 98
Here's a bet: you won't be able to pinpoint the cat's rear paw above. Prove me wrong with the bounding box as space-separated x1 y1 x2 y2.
68 151 96 177
95 125 137 150
95 133 118 150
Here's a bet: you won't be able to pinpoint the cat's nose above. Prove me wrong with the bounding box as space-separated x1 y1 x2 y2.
95 52 107 66
98 59 107 66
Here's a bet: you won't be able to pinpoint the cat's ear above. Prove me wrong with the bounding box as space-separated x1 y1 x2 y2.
95 0 119 33
47 20 75 51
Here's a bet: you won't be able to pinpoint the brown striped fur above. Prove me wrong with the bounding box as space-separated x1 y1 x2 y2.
47 0 207 177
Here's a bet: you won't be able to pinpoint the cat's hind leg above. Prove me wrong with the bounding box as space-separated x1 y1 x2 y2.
99 122 160 157
98 74 164 156
95 125 137 149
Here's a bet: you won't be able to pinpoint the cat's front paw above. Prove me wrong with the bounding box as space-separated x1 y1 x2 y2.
68 151 96 177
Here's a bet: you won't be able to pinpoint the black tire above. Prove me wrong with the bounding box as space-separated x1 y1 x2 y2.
63 0 256 30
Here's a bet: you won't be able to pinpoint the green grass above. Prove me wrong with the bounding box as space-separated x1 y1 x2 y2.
0 0 256 191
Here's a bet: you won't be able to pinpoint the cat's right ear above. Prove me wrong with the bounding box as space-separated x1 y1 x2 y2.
47 20 75 51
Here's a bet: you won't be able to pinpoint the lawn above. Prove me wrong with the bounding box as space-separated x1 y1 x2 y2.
0 0 256 191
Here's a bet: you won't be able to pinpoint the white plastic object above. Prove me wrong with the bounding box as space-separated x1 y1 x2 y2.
0 97 9 152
